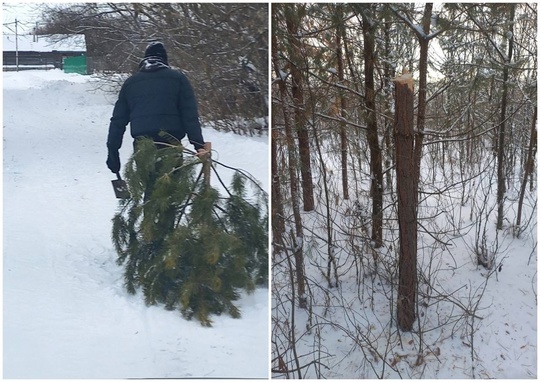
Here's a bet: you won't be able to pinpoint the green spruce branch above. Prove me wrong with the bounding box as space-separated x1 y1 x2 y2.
111 138 268 326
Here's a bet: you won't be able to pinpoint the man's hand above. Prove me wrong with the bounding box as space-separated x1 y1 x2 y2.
196 148 209 156
106 150 121 173
196 142 211 159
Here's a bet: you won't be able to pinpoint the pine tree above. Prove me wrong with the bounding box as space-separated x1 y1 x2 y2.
112 138 268 326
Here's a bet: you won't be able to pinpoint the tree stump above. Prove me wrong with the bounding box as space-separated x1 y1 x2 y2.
393 72 417 331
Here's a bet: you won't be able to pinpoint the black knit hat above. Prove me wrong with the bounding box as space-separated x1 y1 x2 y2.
144 41 168 64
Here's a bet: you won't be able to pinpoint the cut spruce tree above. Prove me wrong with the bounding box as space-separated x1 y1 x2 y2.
111 138 268 326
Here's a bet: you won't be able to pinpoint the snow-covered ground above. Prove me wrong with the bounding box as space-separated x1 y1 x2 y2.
272 138 537 378
3 69 269 379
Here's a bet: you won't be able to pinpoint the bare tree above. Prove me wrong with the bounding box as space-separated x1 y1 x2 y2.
272 26 307 308
284 4 315 212
356 4 384 248
38 3 268 134
516 105 537 235
335 5 349 201
495 4 516 230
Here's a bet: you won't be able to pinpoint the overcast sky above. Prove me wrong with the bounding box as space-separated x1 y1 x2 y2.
3 3 47 34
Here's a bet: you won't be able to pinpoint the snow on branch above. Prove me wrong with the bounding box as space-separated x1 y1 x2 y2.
389 5 445 41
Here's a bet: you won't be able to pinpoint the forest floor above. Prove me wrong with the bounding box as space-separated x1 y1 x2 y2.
272 138 537 379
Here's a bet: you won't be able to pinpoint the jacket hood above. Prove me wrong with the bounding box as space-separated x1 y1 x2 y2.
138 56 170 72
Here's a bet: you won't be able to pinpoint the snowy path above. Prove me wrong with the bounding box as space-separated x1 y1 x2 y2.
3 70 269 378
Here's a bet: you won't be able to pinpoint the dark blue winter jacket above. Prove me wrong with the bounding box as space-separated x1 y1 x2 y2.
107 60 205 152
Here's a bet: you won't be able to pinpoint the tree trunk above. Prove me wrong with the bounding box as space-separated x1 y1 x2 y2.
285 5 315 212
272 30 306 308
515 105 537 235
412 3 433 204
383 15 395 192
336 7 349 200
496 4 515 230
394 73 417 332
271 120 285 250
361 7 384 248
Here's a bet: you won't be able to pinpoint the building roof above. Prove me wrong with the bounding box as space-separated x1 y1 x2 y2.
3 34 86 52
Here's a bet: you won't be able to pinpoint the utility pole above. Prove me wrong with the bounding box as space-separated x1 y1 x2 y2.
33 21 38 42
15 18 19 72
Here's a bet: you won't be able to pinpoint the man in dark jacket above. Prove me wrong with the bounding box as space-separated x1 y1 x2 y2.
106 41 206 174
